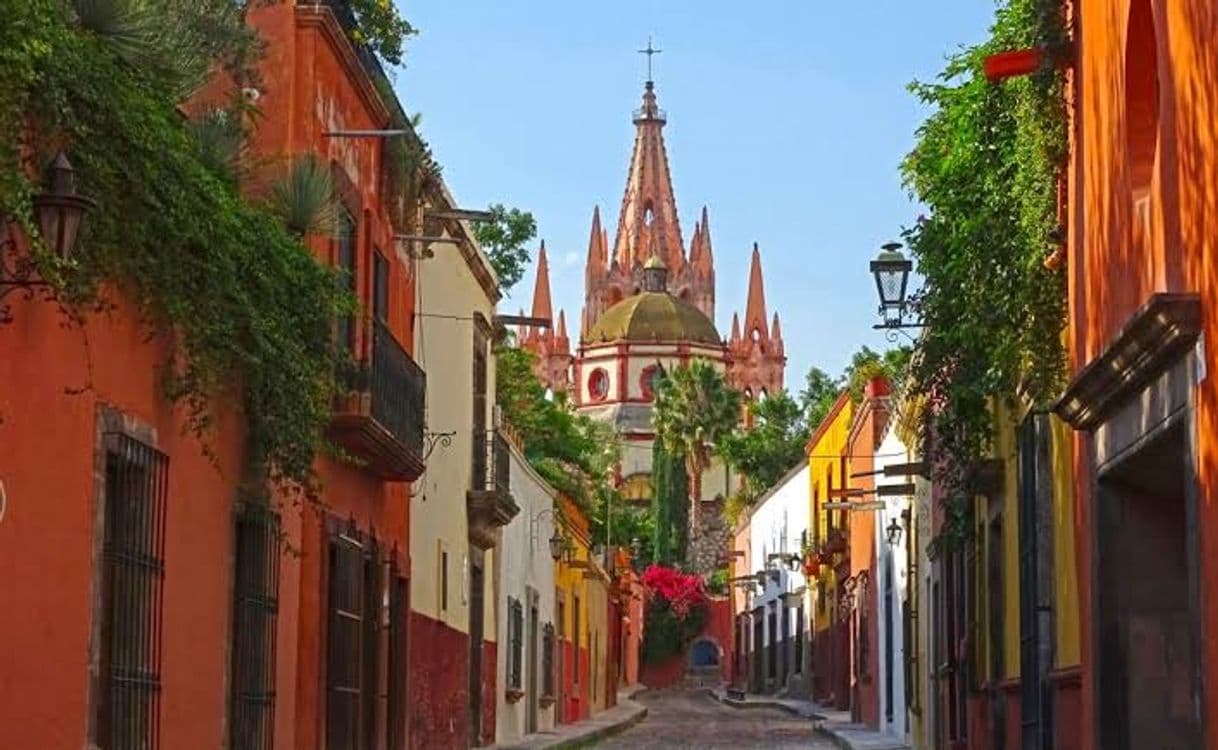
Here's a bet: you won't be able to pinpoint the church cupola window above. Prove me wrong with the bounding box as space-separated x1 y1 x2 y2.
642 254 668 293
640 364 664 400
588 368 610 402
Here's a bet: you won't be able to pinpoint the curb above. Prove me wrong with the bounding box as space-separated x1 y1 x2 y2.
703 688 825 720
491 687 649 750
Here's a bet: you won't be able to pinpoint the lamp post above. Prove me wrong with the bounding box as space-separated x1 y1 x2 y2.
2 151 96 322
869 241 922 337
886 515 904 547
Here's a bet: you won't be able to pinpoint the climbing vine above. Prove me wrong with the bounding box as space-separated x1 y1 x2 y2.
0 1 414 497
901 0 1068 549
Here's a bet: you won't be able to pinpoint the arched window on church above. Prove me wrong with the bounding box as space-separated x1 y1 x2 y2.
644 203 655 227
751 328 762 342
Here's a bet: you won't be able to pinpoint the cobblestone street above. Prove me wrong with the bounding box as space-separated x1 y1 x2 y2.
593 690 832 749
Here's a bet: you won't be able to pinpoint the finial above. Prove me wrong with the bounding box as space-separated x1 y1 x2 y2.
638 36 662 84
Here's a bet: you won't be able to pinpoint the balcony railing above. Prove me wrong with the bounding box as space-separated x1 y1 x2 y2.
329 320 426 481
467 430 518 549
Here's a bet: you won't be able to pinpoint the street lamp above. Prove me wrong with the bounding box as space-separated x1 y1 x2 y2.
869 241 920 332
886 516 904 546
2 152 96 321
549 529 565 562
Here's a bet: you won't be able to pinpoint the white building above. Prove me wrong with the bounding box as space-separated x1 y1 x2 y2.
494 438 559 742
744 463 811 695
874 419 915 743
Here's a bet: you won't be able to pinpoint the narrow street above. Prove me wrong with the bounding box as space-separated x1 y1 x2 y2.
593 690 832 749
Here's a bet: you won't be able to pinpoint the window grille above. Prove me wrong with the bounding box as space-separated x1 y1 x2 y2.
230 501 281 750
768 606 777 679
572 597 581 686
508 597 524 689
387 562 407 750
325 522 382 750
372 250 389 323
96 432 168 750
794 604 804 673
335 210 357 354
541 622 556 697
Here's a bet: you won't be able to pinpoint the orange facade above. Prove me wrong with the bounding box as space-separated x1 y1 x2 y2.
1061 1 1218 748
0 3 424 749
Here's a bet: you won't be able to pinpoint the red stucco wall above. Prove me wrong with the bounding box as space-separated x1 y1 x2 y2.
408 611 469 750
1067 2 1218 748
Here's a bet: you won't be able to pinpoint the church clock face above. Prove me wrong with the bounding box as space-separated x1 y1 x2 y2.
588 368 610 402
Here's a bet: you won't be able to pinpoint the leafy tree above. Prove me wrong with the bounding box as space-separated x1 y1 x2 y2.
652 362 741 536
345 0 417 66
495 346 616 506
651 438 689 565
720 390 809 498
473 203 538 293
844 345 911 402
800 366 840 431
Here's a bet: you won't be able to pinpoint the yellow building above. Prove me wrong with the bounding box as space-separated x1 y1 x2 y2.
937 399 1081 746
554 495 595 724
805 391 853 705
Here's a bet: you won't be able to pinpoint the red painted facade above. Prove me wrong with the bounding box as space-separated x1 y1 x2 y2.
1062 1 1218 748
407 612 470 749
0 4 423 750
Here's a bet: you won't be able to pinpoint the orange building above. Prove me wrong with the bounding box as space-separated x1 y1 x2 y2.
1053 1 1218 748
0 3 435 749
842 377 891 727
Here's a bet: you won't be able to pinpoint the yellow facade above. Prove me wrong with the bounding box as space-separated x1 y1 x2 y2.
806 391 853 635
554 495 594 713
972 401 1082 688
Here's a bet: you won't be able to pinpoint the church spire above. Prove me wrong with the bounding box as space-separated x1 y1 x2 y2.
530 241 554 324
585 206 605 282
743 243 768 339
697 206 714 275
613 80 684 271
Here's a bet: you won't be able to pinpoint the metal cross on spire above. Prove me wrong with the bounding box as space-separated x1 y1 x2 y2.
638 36 662 82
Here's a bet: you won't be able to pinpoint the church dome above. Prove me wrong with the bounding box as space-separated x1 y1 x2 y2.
586 291 722 345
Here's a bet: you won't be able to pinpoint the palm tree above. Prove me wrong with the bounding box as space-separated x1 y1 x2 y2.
652 361 741 538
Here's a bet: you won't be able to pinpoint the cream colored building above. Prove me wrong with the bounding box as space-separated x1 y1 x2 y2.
495 437 559 742
410 184 517 746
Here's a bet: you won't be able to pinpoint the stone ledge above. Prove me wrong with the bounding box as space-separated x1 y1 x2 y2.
490 686 649 750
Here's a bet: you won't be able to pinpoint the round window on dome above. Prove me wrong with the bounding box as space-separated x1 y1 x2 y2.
588 368 610 402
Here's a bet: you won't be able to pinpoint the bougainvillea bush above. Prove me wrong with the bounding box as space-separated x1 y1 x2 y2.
640 565 709 664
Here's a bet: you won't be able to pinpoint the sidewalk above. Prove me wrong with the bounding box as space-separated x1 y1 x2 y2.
489 685 649 750
706 687 910 750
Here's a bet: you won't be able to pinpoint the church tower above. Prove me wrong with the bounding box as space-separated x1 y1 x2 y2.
518 242 572 393
726 245 786 398
582 80 717 331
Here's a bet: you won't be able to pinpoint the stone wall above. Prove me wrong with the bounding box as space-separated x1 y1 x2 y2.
688 498 732 575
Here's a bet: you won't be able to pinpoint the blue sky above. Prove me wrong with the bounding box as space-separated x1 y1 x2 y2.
392 2 996 387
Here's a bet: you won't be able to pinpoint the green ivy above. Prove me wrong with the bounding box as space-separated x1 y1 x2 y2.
3 2 358 496
902 0 1067 548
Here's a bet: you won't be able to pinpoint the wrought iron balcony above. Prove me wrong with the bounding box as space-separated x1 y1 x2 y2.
467 429 519 549
330 320 426 481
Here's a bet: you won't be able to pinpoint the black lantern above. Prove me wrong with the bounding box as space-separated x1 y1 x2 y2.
870 242 914 329
2 152 95 321
548 530 565 561
33 152 95 261
886 516 904 546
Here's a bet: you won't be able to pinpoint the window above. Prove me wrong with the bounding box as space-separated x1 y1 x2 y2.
591 630 599 702
794 603 804 674
639 365 661 400
588 368 609 402
471 316 490 483
387 566 408 750
95 433 168 750
542 622 556 697
768 604 777 679
335 210 357 354
230 502 281 750
325 523 382 750
440 548 448 613
372 250 389 324
507 597 524 690
572 597 581 686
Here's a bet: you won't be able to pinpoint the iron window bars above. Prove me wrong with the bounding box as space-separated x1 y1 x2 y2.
96 433 168 750
325 520 383 750
230 502 281 750
508 597 525 690
541 623 556 698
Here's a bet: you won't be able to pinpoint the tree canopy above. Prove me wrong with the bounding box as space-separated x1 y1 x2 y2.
473 203 538 293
